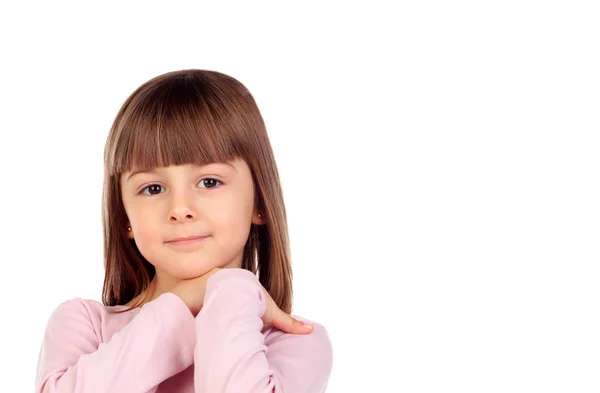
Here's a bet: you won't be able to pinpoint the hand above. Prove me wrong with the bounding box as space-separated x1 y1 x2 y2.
261 286 314 335
171 267 314 334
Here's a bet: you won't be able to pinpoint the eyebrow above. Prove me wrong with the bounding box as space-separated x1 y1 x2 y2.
127 168 158 181
127 163 237 181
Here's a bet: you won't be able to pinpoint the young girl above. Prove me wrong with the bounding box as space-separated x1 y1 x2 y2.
35 69 333 393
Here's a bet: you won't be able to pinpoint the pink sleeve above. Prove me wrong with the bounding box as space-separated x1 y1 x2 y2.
35 293 196 393
194 268 333 393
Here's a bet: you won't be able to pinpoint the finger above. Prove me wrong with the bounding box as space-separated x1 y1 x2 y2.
271 307 314 335
264 302 275 326
260 287 314 334
261 290 276 326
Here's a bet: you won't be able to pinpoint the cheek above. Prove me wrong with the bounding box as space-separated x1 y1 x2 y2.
130 217 163 265
214 200 248 226
211 202 252 241
130 208 161 242
136 226 160 244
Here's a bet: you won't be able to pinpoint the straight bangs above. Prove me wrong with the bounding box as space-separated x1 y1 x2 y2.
105 72 253 176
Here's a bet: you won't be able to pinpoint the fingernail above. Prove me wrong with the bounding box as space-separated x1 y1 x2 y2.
303 323 314 330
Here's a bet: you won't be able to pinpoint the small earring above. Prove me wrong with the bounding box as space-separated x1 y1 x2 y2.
258 214 262 218
127 226 131 232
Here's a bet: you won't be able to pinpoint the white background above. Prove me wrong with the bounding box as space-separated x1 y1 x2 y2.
1 1 599 392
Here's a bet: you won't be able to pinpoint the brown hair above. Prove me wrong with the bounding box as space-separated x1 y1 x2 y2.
101 69 293 314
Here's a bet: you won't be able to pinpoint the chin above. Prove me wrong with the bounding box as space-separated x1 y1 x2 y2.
167 262 219 280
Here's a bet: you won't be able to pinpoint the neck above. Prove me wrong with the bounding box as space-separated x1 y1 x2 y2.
125 259 244 308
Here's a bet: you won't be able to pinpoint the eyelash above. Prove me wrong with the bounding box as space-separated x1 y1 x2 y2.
138 178 224 196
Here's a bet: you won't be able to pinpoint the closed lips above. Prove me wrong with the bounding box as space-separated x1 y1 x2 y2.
167 235 209 243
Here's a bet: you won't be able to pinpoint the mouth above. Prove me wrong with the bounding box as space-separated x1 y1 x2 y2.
166 235 210 246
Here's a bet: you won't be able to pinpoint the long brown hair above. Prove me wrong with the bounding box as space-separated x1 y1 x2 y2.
102 69 293 314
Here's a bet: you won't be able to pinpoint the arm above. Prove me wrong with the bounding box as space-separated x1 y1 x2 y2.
36 292 196 393
194 268 333 393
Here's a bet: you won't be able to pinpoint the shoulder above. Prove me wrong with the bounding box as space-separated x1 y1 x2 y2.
43 298 103 336
45 297 132 338
47 297 96 323
48 297 118 322
39 298 109 363
263 315 333 392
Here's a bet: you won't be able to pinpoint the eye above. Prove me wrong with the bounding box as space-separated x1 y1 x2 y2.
198 178 223 189
138 178 223 196
140 184 165 196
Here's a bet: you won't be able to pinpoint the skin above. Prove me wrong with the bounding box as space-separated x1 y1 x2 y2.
120 157 311 333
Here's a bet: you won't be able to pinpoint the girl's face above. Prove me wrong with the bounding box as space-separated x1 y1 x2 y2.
120 158 264 280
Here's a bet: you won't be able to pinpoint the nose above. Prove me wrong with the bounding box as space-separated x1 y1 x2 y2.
168 189 197 223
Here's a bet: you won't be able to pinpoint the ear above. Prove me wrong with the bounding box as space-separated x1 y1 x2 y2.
126 224 134 239
252 211 266 226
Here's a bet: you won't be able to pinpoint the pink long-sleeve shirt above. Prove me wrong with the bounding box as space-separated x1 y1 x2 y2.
35 268 333 393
